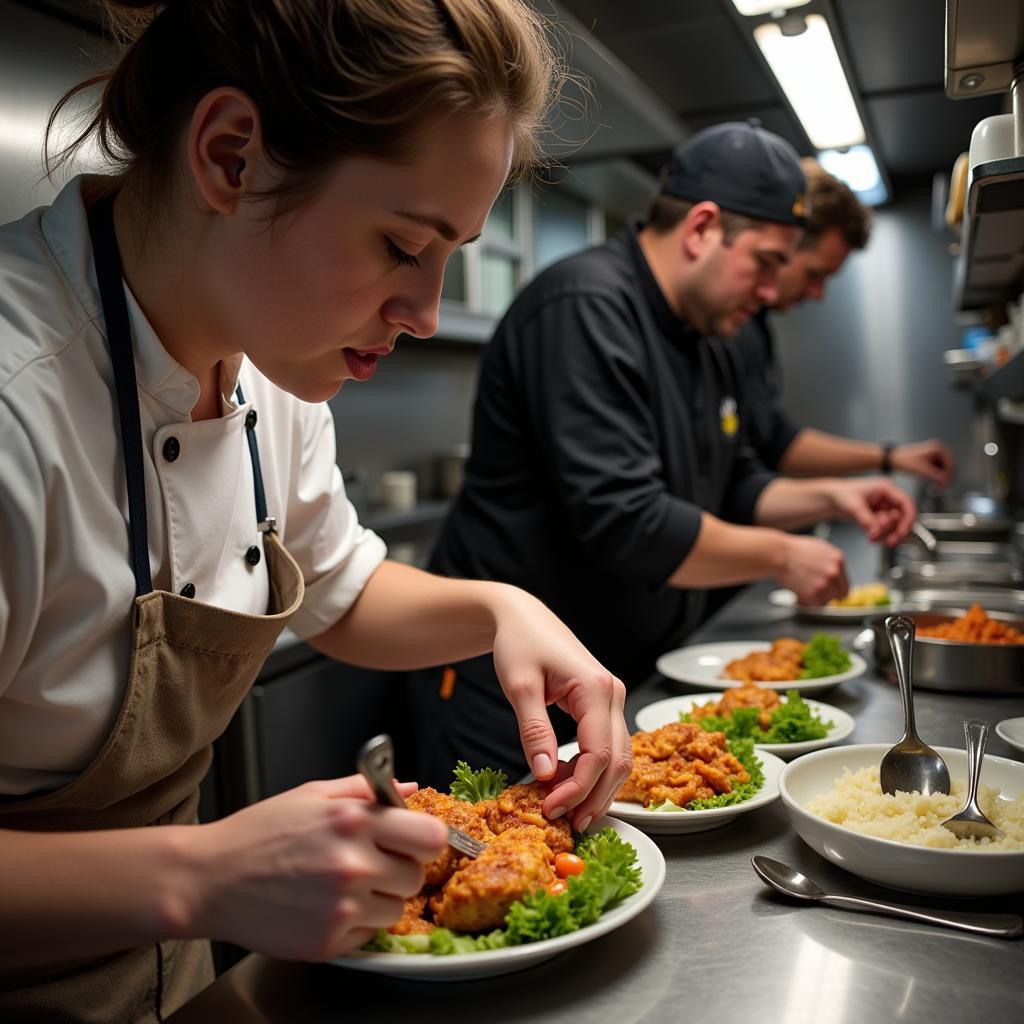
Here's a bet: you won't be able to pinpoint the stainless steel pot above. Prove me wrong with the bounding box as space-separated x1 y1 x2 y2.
859 607 1024 694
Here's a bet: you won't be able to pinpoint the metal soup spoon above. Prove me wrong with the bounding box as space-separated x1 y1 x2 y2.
751 856 1023 939
941 719 1005 841
879 615 951 797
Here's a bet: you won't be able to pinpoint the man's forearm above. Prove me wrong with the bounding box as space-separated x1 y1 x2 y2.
306 560 522 669
753 476 840 530
667 513 787 588
778 428 883 478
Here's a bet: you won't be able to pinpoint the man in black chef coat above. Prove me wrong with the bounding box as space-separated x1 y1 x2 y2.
409 122 916 790
723 158 955 486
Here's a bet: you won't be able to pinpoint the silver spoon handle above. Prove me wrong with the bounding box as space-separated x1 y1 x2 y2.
885 614 918 738
821 893 1023 938
963 718 989 809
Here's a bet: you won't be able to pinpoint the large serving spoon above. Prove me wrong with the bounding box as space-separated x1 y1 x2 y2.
941 719 1005 841
879 615 951 797
751 856 1022 939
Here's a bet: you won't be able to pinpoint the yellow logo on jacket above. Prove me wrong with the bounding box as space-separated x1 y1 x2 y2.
720 396 739 438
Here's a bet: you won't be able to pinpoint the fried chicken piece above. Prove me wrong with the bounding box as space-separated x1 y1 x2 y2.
481 782 574 854
405 787 495 886
430 826 555 932
723 638 806 684
388 894 434 935
691 684 781 730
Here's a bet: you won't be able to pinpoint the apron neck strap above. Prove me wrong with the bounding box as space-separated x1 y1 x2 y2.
87 191 153 597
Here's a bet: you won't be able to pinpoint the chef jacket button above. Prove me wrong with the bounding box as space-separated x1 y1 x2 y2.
245 545 262 566
180 582 196 599
162 436 181 462
245 409 258 430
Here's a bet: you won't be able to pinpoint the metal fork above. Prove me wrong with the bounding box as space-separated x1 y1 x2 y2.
356 734 488 859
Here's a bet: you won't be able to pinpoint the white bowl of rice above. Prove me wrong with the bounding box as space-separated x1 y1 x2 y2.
779 743 1024 895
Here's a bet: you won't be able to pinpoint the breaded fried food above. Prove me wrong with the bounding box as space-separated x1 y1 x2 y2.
618 722 749 808
388 894 434 935
690 684 781 730
481 782 574 854
405 787 496 886
723 638 806 683
430 826 555 932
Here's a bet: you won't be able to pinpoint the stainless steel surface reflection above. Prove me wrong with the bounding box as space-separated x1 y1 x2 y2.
167 526 1024 1024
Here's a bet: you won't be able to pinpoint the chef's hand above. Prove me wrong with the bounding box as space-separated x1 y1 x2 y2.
891 439 955 488
777 534 849 606
190 776 446 960
489 588 632 832
826 477 917 547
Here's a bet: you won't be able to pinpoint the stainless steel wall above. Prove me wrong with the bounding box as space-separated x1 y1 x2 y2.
0 1 112 223
772 179 981 494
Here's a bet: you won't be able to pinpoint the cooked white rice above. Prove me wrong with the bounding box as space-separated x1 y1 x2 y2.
807 766 1024 851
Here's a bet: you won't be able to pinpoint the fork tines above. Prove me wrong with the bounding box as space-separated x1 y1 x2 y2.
447 825 487 859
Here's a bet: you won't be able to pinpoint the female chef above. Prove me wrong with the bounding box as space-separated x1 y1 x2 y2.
0 1 631 1019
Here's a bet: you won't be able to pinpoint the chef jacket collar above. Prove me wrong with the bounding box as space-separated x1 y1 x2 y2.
626 219 702 348
43 175 244 420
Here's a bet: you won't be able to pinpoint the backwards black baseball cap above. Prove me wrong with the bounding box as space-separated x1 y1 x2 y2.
661 119 808 227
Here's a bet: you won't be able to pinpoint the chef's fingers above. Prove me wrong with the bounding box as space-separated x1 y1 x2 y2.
503 668 560 782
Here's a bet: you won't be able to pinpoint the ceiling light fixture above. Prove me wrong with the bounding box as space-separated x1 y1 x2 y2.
731 0 810 15
817 144 888 206
752 13 865 150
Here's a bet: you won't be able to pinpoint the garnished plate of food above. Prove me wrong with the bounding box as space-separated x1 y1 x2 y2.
633 686 855 760
655 634 865 694
769 583 899 622
334 764 666 980
557 725 785 835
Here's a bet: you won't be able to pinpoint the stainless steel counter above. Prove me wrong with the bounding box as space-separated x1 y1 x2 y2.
169 527 1024 1024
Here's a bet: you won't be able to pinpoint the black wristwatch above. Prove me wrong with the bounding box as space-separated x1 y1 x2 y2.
880 440 895 474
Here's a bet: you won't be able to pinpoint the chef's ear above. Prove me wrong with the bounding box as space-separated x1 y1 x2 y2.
187 88 265 214
681 201 723 260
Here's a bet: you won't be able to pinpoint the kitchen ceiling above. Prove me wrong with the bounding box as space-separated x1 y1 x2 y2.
556 0 1005 184
29 0 1008 188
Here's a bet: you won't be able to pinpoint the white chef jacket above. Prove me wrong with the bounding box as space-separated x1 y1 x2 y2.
0 177 387 796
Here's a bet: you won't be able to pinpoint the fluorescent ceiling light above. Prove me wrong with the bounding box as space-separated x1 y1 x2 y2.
731 0 810 15
818 145 888 206
753 14 865 150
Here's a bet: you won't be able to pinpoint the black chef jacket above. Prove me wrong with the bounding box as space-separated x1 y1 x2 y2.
715 309 802 472
429 224 775 685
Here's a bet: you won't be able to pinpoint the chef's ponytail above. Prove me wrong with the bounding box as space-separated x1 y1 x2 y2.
46 0 564 207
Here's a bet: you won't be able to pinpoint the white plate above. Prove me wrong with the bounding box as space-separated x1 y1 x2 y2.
655 641 866 694
558 741 784 835
768 588 901 622
780 744 1024 896
632 692 855 761
995 717 1024 758
331 814 665 980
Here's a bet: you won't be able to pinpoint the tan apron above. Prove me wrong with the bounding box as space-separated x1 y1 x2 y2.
0 192 305 1022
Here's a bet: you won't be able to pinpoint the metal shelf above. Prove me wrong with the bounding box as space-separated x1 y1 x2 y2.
980 345 1024 402
362 499 451 533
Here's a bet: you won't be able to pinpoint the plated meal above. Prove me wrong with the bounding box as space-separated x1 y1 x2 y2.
769 584 898 622
916 602 1024 644
780 744 1024 895
633 687 855 760
656 636 866 694
335 764 665 979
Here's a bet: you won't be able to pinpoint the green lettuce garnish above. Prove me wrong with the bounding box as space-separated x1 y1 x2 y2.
449 760 508 802
361 826 643 956
681 689 831 744
799 633 852 678
647 738 765 812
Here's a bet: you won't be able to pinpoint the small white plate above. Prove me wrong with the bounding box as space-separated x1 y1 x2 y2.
632 692 855 761
768 588 901 623
331 814 665 980
655 641 866 694
558 741 784 835
996 717 1024 758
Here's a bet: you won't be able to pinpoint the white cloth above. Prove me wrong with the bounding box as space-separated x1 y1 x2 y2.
0 177 386 795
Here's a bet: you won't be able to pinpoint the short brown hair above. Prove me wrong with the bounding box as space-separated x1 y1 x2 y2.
46 0 564 208
798 157 871 250
645 194 765 244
